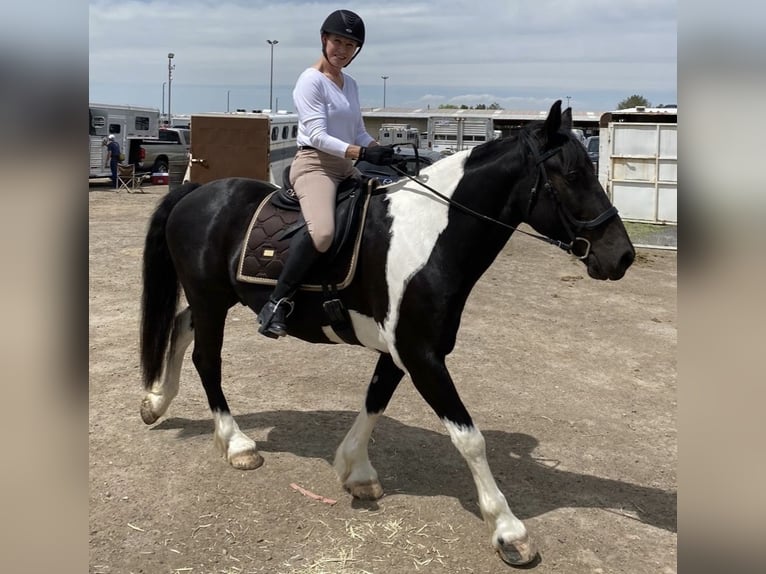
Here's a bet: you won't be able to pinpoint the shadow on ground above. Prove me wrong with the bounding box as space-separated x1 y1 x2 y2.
153 409 676 533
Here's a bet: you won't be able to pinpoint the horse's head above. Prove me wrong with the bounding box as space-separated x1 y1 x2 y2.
522 100 635 280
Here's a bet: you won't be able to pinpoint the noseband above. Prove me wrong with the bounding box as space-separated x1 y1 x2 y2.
388 132 618 259
522 132 618 259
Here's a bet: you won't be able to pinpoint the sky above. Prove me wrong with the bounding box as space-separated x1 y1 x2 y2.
89 0 677 114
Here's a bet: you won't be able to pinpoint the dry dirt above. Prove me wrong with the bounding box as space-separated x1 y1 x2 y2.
89 182 677 574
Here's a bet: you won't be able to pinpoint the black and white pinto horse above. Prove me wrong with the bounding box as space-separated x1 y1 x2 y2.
140 101 634 566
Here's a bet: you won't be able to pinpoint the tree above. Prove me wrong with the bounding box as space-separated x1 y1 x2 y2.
617 94 651 109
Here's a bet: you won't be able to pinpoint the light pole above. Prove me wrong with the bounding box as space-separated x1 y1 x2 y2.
566 95 571 108
161 82 166 117
267 40 278 111
381 75 389 108
167 53 175 124
227 90 230 113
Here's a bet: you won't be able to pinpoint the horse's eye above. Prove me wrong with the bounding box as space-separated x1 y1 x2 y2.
565 170 578 182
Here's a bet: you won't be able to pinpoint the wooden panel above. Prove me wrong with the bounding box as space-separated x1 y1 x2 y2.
190 115 270 184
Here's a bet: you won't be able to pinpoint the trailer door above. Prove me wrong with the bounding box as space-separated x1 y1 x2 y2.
601 122 677 224
189 115 270 184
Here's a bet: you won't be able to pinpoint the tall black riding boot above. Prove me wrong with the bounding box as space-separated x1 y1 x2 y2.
257 228 324 338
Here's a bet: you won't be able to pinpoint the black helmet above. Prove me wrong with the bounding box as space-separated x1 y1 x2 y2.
321 10 365 46
320 10 365 66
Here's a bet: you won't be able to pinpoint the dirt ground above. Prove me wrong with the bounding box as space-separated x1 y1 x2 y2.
89 182 677 574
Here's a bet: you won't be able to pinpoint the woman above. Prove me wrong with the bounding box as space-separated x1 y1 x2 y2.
258 9 395 338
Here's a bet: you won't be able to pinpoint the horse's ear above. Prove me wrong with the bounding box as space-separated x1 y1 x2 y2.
544 100 562 141
561 106 573 131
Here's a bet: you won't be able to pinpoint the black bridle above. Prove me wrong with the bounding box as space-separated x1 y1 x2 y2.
388 134 618 260
521 132 619 259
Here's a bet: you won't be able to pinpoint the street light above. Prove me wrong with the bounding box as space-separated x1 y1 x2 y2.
267 40 278 111
162 82 166 117
167 53 175 125
381 75 389 108
566 95 571 108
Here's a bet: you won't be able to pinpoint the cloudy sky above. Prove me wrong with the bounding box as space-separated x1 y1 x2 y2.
89 0 677 114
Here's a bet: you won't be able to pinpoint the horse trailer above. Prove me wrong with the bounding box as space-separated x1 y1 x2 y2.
597 108 677 224
427 116 495 154
89 103 160 178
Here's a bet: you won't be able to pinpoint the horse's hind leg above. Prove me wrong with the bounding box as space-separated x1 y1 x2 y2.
141 307 193 425
403 351 537 567
334 353 404 500
191 303 263 470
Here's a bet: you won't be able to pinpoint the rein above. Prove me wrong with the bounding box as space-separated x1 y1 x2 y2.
389 135 618 260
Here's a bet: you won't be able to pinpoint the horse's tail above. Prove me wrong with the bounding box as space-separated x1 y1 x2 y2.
140 182 201 389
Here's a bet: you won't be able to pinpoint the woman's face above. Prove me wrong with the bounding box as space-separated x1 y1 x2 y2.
323 33 359 68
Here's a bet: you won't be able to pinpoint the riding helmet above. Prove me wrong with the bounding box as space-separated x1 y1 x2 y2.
320 9 365 66
321 10 365 46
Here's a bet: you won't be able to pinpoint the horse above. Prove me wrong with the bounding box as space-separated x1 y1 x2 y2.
139 100 635 567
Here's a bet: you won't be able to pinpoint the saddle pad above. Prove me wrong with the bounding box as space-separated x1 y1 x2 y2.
236 189 372 291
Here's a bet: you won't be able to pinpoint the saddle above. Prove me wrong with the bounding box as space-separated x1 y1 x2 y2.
236 168 376 291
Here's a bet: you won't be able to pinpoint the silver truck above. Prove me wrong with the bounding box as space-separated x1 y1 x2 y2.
139 127 190 173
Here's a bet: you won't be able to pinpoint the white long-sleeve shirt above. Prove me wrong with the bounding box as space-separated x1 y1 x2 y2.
293 67 375 158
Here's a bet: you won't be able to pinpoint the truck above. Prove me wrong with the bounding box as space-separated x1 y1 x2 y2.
139 127 191 174
89 103 160 178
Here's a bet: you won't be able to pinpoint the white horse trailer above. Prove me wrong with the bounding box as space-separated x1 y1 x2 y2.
89 103 160 178
428 116 494 154
598 108 677 224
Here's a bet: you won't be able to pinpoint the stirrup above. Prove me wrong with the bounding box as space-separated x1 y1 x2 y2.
257 297 294 338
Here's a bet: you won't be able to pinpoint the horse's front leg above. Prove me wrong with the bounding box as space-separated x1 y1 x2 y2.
334 353 404 500
404 351 538 567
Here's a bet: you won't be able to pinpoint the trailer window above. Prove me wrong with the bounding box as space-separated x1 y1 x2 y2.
281 126 289 140
271 127 278 141
291 125 298 138
135 116 150 131
109 124 121 135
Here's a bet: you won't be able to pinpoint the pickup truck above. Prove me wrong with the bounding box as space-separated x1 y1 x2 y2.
139 127 190 173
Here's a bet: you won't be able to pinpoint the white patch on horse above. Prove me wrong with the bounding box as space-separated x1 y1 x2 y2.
381 151 470 366
334 410 381 488
321 310 389 352
141 308 193 424
443 420 528 542
212 410 256 462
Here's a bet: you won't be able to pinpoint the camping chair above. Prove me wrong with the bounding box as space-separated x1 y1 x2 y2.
117 164 144 194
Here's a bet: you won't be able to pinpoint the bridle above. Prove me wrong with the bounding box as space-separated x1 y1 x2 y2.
388 133 618 260
521 132 618 259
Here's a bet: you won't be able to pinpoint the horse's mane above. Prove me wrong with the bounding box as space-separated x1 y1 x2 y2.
464 120 581 173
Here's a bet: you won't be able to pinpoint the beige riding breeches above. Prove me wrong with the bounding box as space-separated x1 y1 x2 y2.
289 148 358 253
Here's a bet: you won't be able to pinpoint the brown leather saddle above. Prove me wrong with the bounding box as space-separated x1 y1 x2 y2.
236 171 376 292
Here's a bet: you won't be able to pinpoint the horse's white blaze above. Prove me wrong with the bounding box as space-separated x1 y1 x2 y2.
382 151 470 365
334 410 381 485
443 420 527 541
213 410 256 458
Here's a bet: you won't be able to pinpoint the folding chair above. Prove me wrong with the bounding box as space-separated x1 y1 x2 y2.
117 164 145 194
